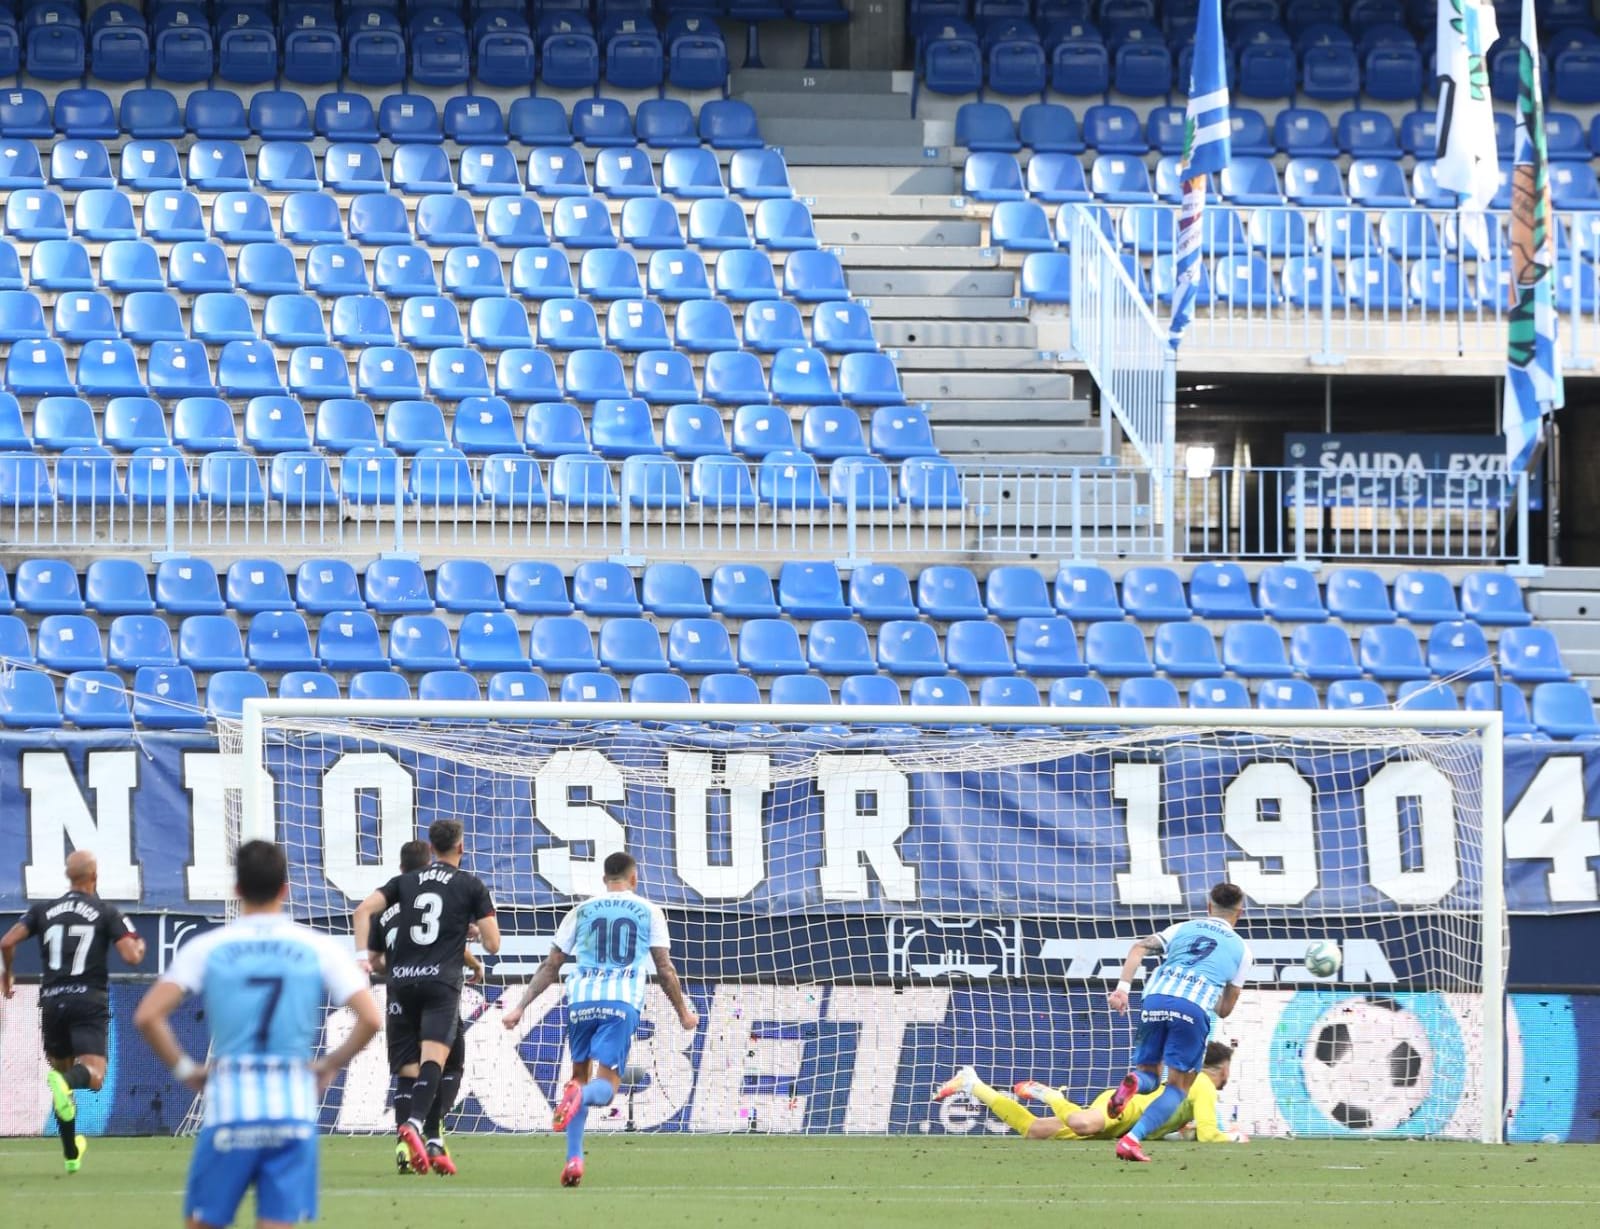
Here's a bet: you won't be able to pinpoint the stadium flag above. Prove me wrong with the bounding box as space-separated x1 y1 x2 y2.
1504 0 1563 474
1168 0 1230 348
1434 0 1500 232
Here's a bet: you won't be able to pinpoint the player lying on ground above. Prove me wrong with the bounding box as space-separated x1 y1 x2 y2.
502 851 699 1189
1106 881 1252 1163
134 840 382 1229
1 849 147 1174
352 819 500 1177
933 1042 1245 1142
360 838 480 1177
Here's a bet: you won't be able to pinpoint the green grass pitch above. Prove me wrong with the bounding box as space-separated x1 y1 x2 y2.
1 1136 1596 1229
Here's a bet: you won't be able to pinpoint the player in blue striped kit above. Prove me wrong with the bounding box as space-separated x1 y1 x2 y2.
502 851 699 1188
1105 881 1251 1164
135 841 383 1227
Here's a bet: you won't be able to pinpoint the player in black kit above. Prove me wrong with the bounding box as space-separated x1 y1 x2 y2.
353 819 499 1176
365 838 481 1176
1 850 146 1173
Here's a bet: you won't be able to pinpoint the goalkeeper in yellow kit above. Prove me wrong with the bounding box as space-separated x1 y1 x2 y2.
933 1041 1246 1142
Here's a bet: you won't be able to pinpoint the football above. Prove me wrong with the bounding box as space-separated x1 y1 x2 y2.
1304 938 1342 978
1302 996 1434 1132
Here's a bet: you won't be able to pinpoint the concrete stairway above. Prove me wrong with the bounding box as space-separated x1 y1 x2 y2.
1528 568 1600 698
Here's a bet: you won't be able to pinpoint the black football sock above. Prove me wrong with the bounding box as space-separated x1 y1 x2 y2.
393 1077 415 1132
407 1061 442 1133
426 1069 462 1142
57 1111 78 1159
66 1064 93 1091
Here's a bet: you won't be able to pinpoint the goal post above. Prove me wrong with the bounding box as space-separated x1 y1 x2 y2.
231 700 1505 1144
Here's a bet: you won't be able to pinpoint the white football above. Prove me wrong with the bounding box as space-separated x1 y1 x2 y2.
1304 939 1342 979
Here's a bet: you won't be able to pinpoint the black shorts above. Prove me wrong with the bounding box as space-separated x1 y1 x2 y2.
39 995 109 1062
386 981 462 1072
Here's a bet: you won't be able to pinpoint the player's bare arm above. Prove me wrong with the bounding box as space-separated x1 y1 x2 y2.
473 912 502 955
134 980 206 1092
352 888 388 969
312 986 383 1092
651 947 700 1031
1107 933 1166 1014
116 931 147 967
0 919 26 999
1215 983 1241 1018
501 947 567 1027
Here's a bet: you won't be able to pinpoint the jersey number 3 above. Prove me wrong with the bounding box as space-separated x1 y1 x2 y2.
410 892 443 946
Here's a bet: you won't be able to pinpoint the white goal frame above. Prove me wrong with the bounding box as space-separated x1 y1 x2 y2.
237 700 1505 1144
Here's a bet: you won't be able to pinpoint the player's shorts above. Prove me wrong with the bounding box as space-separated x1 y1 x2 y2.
184 1122 319 1227
1132 992 1209 1075
386 980 462 1071
38 994 109 1061
567 1001 640 1073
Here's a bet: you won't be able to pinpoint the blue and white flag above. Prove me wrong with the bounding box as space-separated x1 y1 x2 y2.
1504 0 1563 474
1169 0 1230 348
1434 0 1500 215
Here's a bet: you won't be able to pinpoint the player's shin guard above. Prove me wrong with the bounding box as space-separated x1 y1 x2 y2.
407 1062 442 1134
969 1078 1038 1136
1127 1084 1185 1143
425 1070 462 1141
394 1076 415 1132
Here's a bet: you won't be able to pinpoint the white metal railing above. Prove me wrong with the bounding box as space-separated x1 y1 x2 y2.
1066 201 1600 369
0 451 1528 565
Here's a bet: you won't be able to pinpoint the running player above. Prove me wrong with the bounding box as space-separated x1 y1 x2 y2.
0 849 146 1173
933 1041 1246 1142
362 838 477 1176
134 840 382 1228
352 819 500 1176
501 851 699 1188
1106 881 1251 1162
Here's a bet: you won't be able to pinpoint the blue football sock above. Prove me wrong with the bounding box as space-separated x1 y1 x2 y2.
583 1081 615 1109
565 1107 586 1161
1133 1070 1160 1095
1128 1084 1185 1142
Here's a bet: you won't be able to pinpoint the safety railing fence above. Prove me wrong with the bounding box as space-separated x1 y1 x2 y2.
1061 200 1598 367
0 451 1529 566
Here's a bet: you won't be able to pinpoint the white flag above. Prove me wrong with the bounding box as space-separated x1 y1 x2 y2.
1435 0 1500 212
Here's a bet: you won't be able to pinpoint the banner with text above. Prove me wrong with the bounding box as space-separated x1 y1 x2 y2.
0 730 1596 917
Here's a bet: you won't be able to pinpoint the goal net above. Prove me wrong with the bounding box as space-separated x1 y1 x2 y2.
223 702 1504 1143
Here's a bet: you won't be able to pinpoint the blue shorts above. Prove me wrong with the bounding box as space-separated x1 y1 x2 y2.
185 1123 319 1227
1131 993 1209 1075
568 1002 640 1073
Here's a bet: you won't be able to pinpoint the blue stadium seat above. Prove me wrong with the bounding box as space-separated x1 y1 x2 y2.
1257 678 1320 710
901 458 961 511
700 350 767 404
38 615 106 671
946 619 1016 675
0 672 62 729
1239 43 1297 97
0 291 46 343
442 96 506 145
1387 570 1460 623
357 348 424 400
75 341 145 398
1090 155 1156 203
1255 564 1325 620
772 561 846 619
108 613 178 670
310 400 376 453
1082 621 1153 676
154 560 224 617
450 395 519 455
728 150 793 202
1499 626 1571 683
799 404 867 460
1121 566 1190 620
280 193 344 245
308 609 383 671
687 199 753 250
0 87 51 138
1189 561 1263 618
410 671 478 703
0 452 52 507
331 296 395 348
1287 623 1360 680
190 292 257 345
15 558 83 613
1301 43 1360 99
633 98 696 150
551 196 618 249
991 200 1055 252
380 400 449 454
84 558 154 616
1117 676 1179 707
1275 109 1339 161
661 403 730 459
913 564 983 620
286 560 357 615
1425 619 1494 681
28 25 87 81
1054 564 1123 620
1359 624 1429 680
606 299 670 352
345 195 411 247
800 619 871 674
907 676 970 707
426 348 493 402
374 245 440 298
63 671 132 730
32 239 96 291
977 567 1050 620
523 615 596 673
1154 622 1223 676
6 191 69 241
50 140 114 191
1326 567 1396 621
812 302 881 357
361 557 432 615
1220 156 1284 206
769 346 839 405
0 144 44 191
6 339 73 396
842 563 914 621
56 89 115 142
1049 39 1109 95
549 454 619 507
957 100 1021 151
1187 678 1251 709
1218 622 1291 677
222 558 293 614
1457 571 1530 626
522 400 589 457
784 250 850 302
1531 682 1600 739
1464 679 1536 736
590 396 661 456
387 615 458 672
962 151 1025 202
872 620 943 677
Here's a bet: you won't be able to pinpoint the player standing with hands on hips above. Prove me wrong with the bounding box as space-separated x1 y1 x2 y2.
502 851 700 1188
1105 881 1251 1163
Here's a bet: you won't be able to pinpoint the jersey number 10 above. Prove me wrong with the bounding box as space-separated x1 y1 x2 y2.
590 916 639 965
